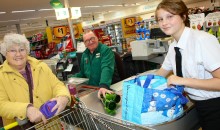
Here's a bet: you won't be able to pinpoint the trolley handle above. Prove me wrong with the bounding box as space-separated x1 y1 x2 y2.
0 118 28 130
0 99 84 130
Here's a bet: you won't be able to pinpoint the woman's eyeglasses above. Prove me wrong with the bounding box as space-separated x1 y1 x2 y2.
7 48 26 55
84 37 95 44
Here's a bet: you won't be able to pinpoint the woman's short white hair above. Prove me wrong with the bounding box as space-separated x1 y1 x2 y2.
1 33 30 56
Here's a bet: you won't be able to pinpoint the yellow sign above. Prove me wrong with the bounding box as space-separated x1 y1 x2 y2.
122 17 136 38
125 17 135 27
53 23 83 39
66 23 83 38
53 26 67 38
122 17 142 38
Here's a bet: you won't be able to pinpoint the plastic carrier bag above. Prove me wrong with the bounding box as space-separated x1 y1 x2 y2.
122 74 188 125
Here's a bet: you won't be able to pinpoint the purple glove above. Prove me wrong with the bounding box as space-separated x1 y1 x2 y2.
40 101 58 119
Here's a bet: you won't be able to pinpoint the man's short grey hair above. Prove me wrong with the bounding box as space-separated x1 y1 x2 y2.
83 29 93 35
1 33 30 56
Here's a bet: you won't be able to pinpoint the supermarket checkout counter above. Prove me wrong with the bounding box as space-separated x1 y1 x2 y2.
79 70 200 130
130 39 168 64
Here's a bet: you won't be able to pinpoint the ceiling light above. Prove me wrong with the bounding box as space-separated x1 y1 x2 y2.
82 13 91 15
21 17 41 21
38 9 54 11
12 10 35 13
0 12 6 14
131 3 140 6
102 5 123 7
93 12 103 14
84 6 100 8
44 16 56 18
122 3 129 7
0 25 7 28
107 11 116 13
0 20 19 23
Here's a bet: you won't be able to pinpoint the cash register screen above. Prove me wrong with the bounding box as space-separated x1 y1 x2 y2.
150 28 170 39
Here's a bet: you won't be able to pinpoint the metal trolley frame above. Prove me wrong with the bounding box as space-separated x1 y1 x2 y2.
1 102 154 130
27 102 154 130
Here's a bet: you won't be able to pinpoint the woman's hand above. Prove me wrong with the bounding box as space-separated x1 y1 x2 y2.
26 105 47 124
50 96 69 115
167 75 184 86
98 88 113 99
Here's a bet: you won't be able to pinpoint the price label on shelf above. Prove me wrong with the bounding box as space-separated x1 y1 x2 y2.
189 13 205 30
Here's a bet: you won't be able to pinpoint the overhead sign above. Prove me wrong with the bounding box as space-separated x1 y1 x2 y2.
125 17 135 27
53 26 67 38
71 7 81 19
55 8 69 20
122 17 136 38
50 0 63 9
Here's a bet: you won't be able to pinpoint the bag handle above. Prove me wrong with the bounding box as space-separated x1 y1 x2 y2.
136 75 188 103
136 74 154 88
165 85 188 104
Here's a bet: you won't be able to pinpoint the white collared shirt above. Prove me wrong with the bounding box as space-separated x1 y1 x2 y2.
162 27 220 101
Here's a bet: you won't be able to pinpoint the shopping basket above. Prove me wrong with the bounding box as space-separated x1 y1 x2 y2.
1 101 154 130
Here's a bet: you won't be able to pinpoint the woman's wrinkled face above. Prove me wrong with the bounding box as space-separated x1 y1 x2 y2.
6 44 28 71
156 8 185 38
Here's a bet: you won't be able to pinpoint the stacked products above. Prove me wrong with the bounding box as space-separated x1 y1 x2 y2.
135 21 150 40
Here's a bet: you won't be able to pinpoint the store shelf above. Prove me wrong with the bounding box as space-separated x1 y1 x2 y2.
105 23 123 45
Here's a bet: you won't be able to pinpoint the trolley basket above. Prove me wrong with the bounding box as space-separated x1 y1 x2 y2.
25 102 154 130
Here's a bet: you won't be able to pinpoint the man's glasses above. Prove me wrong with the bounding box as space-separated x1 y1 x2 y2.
84 37 95 44
7 48 26 55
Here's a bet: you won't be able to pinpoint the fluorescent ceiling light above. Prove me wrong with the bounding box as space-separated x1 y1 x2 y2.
82 13 91 14
38 9 54 11
107 11 116 13
24 25 44 29
102 5 122 7
21 17 41 21
0 20 19 23
122 4 129 7
0 25 7 28
12 10 35 13
93 12 103 14
0 12 6 14
0 30 16 34
131 3 140 6
44 16 56 18
84 6 100 8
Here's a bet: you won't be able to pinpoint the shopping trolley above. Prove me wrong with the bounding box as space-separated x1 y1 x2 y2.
0 101 154 130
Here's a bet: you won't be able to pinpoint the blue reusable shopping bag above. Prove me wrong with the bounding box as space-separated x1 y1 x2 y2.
122 74 188 125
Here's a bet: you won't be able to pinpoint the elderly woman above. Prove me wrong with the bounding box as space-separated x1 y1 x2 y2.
0 33 70 128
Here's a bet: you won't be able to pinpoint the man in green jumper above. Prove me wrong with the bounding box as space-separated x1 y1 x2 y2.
74 30 115 97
